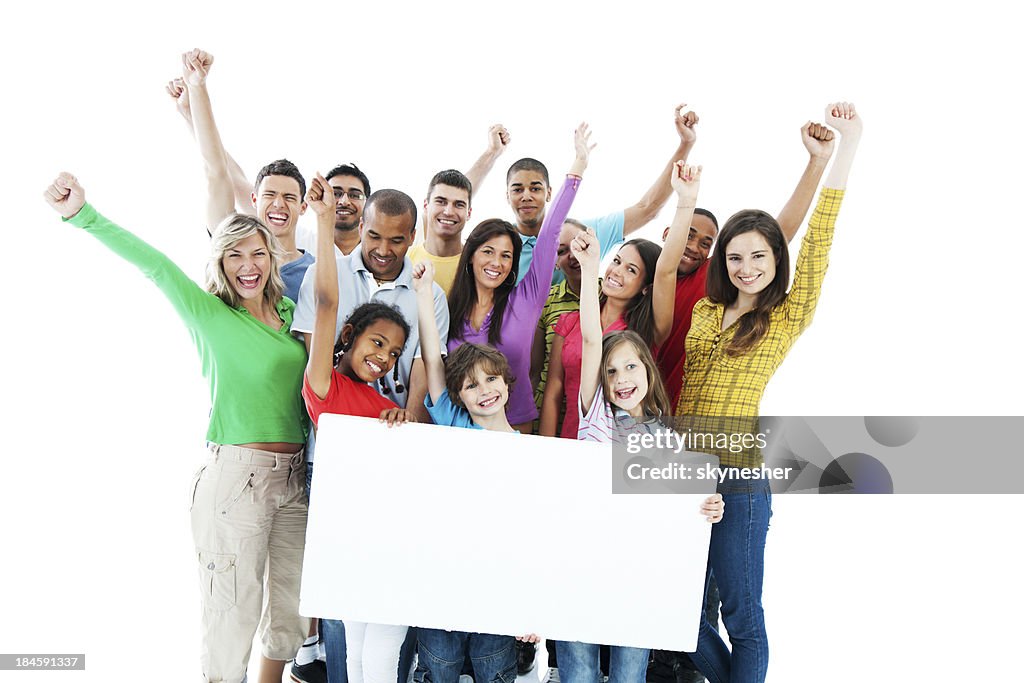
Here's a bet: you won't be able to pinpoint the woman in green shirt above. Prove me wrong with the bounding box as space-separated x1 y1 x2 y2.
44 172 310 683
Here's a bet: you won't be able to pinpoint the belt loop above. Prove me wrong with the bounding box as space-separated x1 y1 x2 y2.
209 443 221 464
272 452 283 472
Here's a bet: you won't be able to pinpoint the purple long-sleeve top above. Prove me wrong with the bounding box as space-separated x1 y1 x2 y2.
448 175 581 424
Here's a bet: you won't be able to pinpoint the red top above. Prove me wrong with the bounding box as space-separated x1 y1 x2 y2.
553 310 628 439
302 370 398 426
654 261 710 411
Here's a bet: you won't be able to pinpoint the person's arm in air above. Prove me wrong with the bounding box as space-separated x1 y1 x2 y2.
465 124 511 195
305 174 340 400
166 73 253 216
652 162 702 346
621 104 699 236
776 121 836 242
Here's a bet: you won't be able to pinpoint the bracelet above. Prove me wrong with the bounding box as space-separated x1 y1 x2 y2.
567 173 583 180
676 203 696 210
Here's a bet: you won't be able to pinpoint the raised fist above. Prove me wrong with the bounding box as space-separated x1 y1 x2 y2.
43 172 86 219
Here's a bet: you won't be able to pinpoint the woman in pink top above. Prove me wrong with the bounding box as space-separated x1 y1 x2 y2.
539 160 703 439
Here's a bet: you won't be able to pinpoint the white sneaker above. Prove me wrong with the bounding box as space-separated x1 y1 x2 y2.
541 668 560 683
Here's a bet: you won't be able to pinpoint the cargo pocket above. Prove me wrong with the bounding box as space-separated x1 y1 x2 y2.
197 551 236 612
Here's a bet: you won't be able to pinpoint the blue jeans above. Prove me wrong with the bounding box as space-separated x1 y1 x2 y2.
557 642 649 683
323 618 348 683
688 483 772 683
414 629 516 683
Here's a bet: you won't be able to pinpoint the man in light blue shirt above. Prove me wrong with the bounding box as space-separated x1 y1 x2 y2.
506 105 699 284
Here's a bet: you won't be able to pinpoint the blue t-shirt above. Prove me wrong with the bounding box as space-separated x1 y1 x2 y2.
425 389 483 430
516 211 625 285
281 250 315 303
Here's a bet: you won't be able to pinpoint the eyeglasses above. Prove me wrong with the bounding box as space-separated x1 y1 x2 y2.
333 189 366 201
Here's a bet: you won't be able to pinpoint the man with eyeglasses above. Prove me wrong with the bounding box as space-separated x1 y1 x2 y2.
326 163 373 257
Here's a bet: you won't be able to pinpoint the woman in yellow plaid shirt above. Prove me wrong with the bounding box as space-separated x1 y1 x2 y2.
677 103 862 683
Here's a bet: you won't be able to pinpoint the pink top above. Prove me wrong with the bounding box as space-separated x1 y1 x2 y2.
553 310 627 440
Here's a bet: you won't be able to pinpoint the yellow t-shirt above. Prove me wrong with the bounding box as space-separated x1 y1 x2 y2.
408 244 462 295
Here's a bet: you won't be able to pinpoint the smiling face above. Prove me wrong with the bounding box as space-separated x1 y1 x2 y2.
222 233 272 303
506 170 551 232
424 183 471 241
359 206 415 282
673 213 718 277
603 341 650 418
458 362 511 419
602 244 648 300
328 174 367 233
556 221 585 290
471 234 515 290
340 319 407 384
725 230 777 301
253 174 306 240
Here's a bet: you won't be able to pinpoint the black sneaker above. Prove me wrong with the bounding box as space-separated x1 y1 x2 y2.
290 659 328 683
516 640 536 676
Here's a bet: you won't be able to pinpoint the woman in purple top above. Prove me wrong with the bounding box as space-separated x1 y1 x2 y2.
446 124 595 431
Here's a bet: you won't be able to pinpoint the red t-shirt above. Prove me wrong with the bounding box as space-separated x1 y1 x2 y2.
302 370 398 426
553 310 628 439
655 261 710 411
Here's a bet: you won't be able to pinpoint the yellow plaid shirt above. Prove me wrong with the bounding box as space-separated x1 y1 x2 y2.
675 188 844 468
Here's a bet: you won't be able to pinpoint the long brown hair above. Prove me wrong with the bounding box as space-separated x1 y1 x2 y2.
600 330 673 419
706 209 790 355
448 219 522 346
599 238 662 348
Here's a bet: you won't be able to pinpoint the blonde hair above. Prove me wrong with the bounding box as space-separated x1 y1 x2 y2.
205 214 286 308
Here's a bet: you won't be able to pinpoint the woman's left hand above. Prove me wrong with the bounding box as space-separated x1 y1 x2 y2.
701 493 724 523
516 633 541 643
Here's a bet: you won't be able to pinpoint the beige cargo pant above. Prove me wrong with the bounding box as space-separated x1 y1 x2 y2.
190 444 310 683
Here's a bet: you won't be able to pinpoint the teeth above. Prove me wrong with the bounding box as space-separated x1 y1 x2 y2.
484 269 501 278
438 219 456 225
366 360 382 373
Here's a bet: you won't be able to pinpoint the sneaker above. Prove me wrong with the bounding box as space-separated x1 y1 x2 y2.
541 667 560 683
290 659 328 683
516 640 536 676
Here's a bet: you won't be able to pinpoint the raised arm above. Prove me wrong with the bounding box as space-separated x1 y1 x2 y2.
181 49 239 231
412 261 447 404
518 124 593 302
785 103 862 331
573 228 603 415
776 121 835 242
306 174 340 400
43 173 214 325
166 75 253 215
622 104 698 236
464 124 511 195
652 162 702 346
823 102 862 190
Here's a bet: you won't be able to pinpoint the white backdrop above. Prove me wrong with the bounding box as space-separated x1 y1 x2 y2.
2 1 1022 681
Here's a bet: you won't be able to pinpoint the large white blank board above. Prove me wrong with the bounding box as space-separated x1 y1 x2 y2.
301 413 714 651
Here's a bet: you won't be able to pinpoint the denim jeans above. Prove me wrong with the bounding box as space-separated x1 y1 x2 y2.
413 629 516 683
687 482 772 683
323 618 349 683
556 641 649 683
